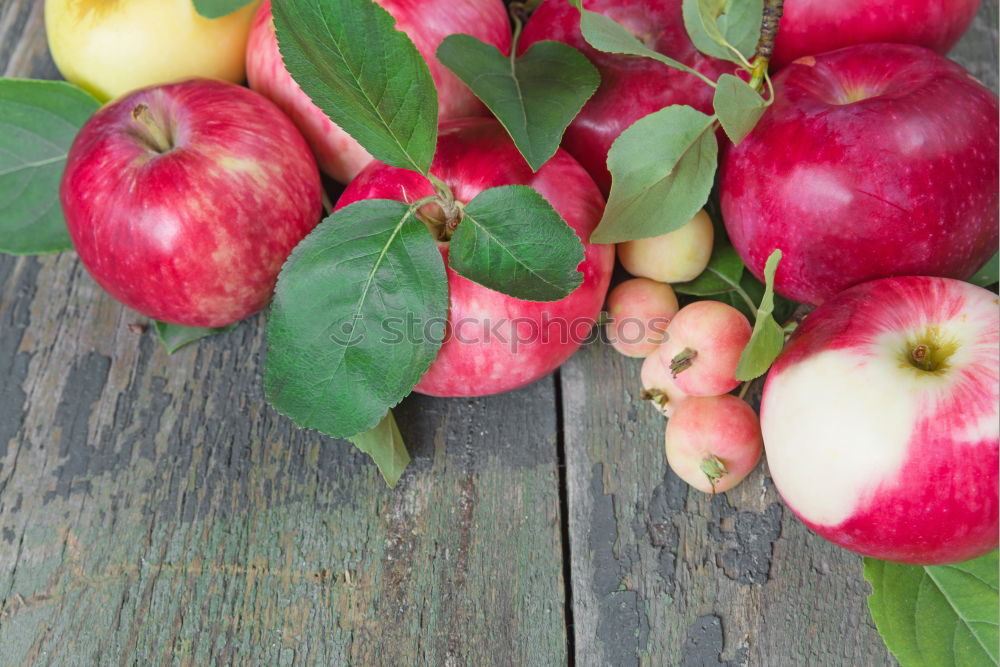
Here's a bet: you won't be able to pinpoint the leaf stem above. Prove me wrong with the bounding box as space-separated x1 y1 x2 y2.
747 0 785 92
734 284 759 318
737 379 752 401
687 67 719 90
509 2 526 67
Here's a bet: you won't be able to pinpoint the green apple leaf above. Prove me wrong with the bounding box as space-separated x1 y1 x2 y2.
436 35 599 172
672 244 745 296
0 79 99 255
969 253 999 288
713 73 767 145
592 105 718 243
265 199 448 439
735 249 783 381
272 0 437 174
192 0 255 19
568 0 718 88
154 321 238 354
682 0 763 63
348 409 410 487
865 551 999 667
450 185 584 301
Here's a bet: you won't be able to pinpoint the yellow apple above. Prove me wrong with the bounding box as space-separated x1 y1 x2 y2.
45 0 260 102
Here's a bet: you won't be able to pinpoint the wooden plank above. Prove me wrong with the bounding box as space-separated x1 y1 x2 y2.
559 4 1000 664
0 5 568 664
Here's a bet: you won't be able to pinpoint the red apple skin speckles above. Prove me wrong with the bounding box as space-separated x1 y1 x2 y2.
761 276 999 565
720 43 999 306
246 0 511 183
336 118 615 398
519 0 732 195
772 0 981 69
61 78 323 328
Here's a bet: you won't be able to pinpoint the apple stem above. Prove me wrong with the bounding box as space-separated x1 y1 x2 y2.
427 173 462 237
700 455 727 495
747 0 785 92
130 103 173 154
670 347 698 377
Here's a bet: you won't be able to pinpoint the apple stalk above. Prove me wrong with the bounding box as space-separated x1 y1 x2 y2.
747 0 786 92
130 103 173 154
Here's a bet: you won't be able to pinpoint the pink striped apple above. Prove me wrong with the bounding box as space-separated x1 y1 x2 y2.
245 0 511 183
761 276 999 565
336 119 614 397
61 78 323 328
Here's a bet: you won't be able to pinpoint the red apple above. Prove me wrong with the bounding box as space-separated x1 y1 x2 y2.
61 78 323 328
246 0 512 183
772 0 982 69
336 118 614 397
761 276 999 565
519 0 732 194
720 43 999 306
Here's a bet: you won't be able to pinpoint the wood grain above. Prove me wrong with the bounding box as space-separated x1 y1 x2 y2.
559 5 999 664
0 3 568 664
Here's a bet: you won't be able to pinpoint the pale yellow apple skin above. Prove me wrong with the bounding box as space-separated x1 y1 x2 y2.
617 209 715 283
45 0 260 102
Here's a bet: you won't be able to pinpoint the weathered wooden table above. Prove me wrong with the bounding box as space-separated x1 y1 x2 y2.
1 2 996 664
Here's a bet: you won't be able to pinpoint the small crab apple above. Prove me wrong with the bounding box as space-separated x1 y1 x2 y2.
665 394 764 494
605 278 679 357
640 346 689 417
617 209 714 284
659 301 752 396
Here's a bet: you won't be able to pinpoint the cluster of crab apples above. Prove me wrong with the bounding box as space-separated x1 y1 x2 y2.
604 212 763 495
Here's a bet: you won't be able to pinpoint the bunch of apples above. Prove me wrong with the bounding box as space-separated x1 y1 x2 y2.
41 0 998 566
601 210 765 495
